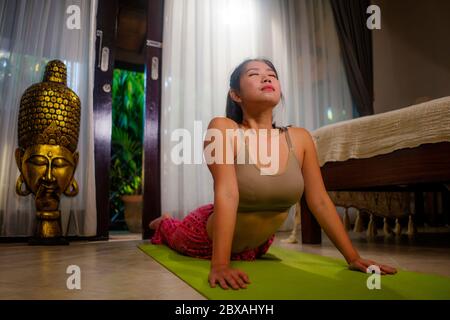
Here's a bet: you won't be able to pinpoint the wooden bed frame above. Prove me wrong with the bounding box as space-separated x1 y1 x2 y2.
300 142 450 244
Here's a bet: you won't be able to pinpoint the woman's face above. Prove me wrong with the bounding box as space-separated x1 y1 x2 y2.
233 60 281 109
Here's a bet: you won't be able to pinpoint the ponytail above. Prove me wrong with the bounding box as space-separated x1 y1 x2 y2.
226 92 243 123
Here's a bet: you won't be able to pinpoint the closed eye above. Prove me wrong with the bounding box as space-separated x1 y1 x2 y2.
249 73 277 78
52 158 72 168
27 155 48 166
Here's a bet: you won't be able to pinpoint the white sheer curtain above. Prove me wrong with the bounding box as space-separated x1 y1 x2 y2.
0 0 98 236
161 0 353 224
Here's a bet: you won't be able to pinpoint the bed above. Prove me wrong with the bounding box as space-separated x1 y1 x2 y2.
299 96 450 244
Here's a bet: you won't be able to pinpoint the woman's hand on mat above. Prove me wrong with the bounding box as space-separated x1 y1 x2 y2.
348 257 397 275
209 265 251 290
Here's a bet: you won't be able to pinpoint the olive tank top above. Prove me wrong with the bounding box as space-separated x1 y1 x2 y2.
235 126 304 213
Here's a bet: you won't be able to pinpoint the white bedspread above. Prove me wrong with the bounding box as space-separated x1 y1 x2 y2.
311 96 450 166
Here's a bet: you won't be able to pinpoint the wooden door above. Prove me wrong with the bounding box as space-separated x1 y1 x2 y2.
142 0 164 240
93 0 118 239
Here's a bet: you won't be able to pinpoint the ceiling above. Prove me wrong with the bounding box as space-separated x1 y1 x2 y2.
115 0 147 67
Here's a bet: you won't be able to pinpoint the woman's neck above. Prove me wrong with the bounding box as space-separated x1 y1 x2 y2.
241 110 274 131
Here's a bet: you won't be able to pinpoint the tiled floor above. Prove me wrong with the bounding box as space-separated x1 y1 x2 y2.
1 228 449 299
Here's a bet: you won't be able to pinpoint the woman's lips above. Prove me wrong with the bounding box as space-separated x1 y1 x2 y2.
261 85 275 91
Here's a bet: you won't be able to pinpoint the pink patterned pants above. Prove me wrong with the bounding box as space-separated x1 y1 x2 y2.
151 203 274 261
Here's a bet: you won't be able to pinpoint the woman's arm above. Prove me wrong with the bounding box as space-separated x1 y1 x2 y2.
204 117 251 289
296 128 397 274
210 190 238 267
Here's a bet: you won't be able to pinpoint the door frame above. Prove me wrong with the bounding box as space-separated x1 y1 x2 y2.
93 0 118 239
142 0 164 240
93 0 164 239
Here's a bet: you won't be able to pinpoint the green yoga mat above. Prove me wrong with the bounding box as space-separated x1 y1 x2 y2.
139 244 450 300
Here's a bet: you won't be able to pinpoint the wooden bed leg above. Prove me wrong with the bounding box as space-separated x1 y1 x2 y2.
414 191 425 226
443 185 450 225
300 196 321 244
407 214 417 237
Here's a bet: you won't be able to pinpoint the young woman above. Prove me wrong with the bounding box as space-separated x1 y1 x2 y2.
150 58 397 290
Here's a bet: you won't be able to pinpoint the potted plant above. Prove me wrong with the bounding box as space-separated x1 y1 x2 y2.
111 128 143 233
111 127 143 233
110 69 145 232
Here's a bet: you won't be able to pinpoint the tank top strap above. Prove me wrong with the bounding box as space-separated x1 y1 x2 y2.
281 125 294 150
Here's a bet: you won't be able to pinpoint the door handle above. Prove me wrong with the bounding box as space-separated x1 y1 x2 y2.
151 57 159 80
96 30 109 72
100 47 109 72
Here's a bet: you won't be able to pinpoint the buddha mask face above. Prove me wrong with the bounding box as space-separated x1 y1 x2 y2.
15 145 79 211
15 60 81 240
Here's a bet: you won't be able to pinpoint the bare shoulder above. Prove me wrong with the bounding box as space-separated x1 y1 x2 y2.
207 116 239 130
286 126 315 153
204 117 240 161
288 126 313 138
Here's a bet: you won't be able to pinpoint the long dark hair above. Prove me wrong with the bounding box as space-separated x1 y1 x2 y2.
225 58 280 127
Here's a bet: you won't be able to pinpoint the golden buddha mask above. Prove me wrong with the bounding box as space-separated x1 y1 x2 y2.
15 60 80 239
15 144 79 209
